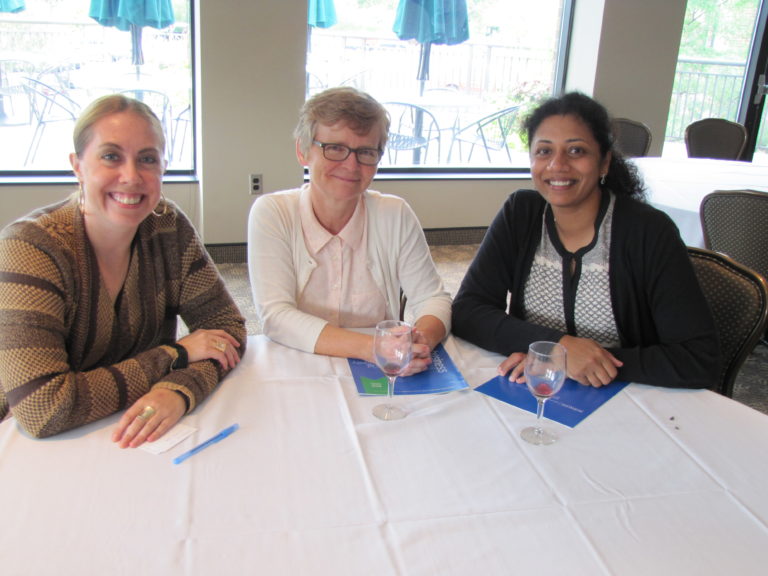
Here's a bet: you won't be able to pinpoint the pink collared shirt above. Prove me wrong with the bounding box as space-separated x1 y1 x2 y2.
297 191 387 328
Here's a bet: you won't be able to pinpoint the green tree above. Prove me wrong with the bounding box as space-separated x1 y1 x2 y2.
680 0 759 60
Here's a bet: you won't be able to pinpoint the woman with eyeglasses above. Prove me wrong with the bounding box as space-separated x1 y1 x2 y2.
247 87 450 372
0 94 246 444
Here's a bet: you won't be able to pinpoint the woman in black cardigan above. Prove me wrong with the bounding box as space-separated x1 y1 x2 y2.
452 92 719 389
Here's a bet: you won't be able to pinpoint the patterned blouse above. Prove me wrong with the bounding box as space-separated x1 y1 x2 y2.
523 192 620 347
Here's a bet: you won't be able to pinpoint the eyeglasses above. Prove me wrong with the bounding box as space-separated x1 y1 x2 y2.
313 141 383 166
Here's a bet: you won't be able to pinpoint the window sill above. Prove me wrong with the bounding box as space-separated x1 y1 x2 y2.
0 173 199 186
373 169 532 181
301 168 533 182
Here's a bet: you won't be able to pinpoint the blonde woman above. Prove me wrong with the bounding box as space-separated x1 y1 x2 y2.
0 94 246 446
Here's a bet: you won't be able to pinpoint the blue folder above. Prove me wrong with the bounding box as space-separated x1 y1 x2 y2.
476 375 629 428
349 343 469 395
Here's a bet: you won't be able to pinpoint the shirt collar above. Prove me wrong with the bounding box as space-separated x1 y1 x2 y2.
299 185 366 254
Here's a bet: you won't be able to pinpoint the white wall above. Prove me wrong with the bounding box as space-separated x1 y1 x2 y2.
568 0 687 156
0 0 688 243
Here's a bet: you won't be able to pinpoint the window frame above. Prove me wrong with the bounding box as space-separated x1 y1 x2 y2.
0 1 197 180
306 0 575 179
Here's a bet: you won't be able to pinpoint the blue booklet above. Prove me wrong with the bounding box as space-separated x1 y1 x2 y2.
475 375 629 427
349 343 469 395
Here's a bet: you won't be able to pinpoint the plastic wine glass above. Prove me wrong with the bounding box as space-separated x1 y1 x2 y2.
521 341 567 445
372 320 413 421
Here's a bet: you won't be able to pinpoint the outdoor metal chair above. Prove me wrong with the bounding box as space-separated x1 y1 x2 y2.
685 118 748 160
383 102 441 165
119 89 173 158
700 189 768 344
448 105 520 163
22 77 81 166
612 117 652 157
0 59 35 125
172 104 191 163
688 246 768 397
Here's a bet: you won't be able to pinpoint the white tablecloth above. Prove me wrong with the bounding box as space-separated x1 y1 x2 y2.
2 335 768 575
634 157 768 247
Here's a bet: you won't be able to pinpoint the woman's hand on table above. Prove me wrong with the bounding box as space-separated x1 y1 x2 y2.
400 329 433 376
399 315 447 376
112 388 187 448
559 335 622 387
498 336 623 387
498 352 528 382
178 329 242 370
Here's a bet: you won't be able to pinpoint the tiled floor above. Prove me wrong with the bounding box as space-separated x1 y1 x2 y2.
218 243 768 415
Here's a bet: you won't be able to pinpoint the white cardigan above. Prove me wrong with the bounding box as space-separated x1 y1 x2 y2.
247 186 452 353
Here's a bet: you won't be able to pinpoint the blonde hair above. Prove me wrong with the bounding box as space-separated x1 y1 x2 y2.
294 86 390 157
73 94 166 158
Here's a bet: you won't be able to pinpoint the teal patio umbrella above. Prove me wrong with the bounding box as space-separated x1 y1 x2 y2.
0 0 25 13
308 0 336 29
393 0 468 163
307 0 336 94
89 0 174 68
393 0 469 96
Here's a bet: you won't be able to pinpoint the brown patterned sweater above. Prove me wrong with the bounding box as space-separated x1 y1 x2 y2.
0 197 247 438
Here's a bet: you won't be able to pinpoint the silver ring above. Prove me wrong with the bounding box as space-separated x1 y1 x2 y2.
137 405 156 421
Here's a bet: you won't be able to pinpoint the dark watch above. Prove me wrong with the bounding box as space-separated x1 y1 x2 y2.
169 343 188 370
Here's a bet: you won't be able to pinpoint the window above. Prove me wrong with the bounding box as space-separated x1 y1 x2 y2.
307 0 572 171
0 0 193 174
664 0 762 159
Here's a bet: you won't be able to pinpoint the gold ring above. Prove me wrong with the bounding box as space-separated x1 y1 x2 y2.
213 339 227 352
137 405 156 421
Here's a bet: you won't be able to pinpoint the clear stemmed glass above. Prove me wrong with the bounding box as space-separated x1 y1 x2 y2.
520 341 567 445
372 320 413 421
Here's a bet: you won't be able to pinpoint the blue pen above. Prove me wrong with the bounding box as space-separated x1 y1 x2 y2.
172 423 240 465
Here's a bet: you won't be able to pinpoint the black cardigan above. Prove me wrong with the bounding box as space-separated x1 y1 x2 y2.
452 189 720 389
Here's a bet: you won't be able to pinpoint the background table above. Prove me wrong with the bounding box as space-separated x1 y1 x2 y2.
634 157 768 247
2 335 768 575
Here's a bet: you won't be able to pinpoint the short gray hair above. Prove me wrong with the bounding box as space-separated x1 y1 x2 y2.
294 86 390 157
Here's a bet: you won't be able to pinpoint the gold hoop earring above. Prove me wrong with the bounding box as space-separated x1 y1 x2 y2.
153 192 169 217
78 184 85 215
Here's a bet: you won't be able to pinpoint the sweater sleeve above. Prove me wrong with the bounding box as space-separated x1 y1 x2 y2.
154 211 248 411
452 192 563 355
247 192 329 353
390 199 452 332
608 205 720 389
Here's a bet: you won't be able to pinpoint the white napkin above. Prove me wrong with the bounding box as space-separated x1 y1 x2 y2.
139 423 196 455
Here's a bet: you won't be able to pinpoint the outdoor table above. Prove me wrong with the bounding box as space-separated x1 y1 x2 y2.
2 334 767 575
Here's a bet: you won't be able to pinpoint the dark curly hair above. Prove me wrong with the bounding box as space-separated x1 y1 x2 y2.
522 92 646 200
